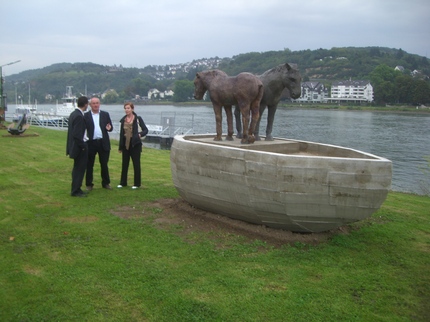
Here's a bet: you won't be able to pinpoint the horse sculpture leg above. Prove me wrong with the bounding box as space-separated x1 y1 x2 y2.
224 105 234 141
213 104 223 141
248 100 261 144
234 106 242 138
240 105 250 144
249 84 264 143
265 104 277 141
254 104 266 141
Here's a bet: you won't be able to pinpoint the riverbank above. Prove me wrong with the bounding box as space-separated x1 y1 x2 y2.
0 126 429 321
280 103 430 113
134 100 430 113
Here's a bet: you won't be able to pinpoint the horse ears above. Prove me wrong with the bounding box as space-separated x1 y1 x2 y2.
285 63 291 70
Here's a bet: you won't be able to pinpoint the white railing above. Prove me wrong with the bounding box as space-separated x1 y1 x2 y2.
7 112 195 140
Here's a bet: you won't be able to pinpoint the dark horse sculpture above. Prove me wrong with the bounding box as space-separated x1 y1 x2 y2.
235 63 302 141
194 70 264 144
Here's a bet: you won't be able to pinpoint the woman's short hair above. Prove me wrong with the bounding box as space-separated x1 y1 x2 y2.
124 102 135 110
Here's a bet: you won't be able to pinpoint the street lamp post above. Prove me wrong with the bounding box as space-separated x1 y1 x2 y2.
0 60 21 123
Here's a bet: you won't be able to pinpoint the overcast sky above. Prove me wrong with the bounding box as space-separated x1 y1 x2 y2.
1 0 429 75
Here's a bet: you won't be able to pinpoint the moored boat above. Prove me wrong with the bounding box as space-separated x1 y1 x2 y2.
27 86 76 127
12 103 37 122
13 84 37 121
170 134 392 233
55 86 77 117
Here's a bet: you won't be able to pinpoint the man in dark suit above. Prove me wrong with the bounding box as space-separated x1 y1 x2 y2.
66 96 89 197
84 97 113 190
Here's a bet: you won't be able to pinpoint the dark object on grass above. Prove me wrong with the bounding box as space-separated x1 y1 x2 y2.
8 113 30 135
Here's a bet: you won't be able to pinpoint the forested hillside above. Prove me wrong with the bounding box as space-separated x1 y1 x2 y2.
219 47 429 80
3 46 429 105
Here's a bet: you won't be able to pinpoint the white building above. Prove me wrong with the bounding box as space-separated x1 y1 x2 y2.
329 80 373 103
148 88 160 99
164 89 174 97
295 81 328 103
148 88 174 99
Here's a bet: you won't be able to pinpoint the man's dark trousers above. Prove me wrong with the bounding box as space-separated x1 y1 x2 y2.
71 145 88 195
86 139 110 187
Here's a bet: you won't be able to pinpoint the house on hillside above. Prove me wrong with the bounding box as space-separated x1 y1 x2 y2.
164 89 174 97
411 69 428 80
148 88 161 99
148 88 175 99
294 81 328 103
328 80 373 103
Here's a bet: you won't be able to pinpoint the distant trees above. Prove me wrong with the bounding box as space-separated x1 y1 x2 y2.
102 90 119 104
413 80 430 105
172 80 194 102
370 65 401 104
370 64 430 105
131 78 152 96
4 47 430 105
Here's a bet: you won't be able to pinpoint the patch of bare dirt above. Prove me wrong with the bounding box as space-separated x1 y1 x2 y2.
111 198 354 248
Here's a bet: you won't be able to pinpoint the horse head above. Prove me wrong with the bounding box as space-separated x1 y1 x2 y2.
283 63 302 99
193 72 208 100
193 70 228 100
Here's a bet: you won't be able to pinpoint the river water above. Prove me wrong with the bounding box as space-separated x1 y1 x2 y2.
6 104 430 195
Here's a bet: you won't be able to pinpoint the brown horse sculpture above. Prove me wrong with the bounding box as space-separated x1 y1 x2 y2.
193 70 264 144
235 63 302 140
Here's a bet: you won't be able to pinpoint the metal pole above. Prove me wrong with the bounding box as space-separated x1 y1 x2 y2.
0 66 3 110
0 60 21 122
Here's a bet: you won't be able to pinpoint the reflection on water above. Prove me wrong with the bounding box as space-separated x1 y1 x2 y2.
6 104 430 195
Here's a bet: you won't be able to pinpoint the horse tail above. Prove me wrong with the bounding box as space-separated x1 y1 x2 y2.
257 84 264 102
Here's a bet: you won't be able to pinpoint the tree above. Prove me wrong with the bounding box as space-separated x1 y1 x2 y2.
103 90 119 104
370 64 399 86
395 75 413 104
370 64 402 104
412 80 430 105
396 48 405 59
369 47 381 57
172 80 194 102
131 78 151 97
374 81 396 105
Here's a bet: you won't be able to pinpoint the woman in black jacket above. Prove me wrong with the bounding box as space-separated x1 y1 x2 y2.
117 102 148 189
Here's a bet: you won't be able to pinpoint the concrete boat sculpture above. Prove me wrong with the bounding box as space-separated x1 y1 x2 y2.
170 134 392 233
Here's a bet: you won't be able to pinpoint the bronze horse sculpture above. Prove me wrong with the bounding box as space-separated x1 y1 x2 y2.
193 70 264 144
235 63 302 141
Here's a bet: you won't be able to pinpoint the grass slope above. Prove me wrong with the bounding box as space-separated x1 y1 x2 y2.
0 127 429 321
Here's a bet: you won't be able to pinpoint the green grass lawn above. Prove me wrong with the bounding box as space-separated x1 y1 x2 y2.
0 126 429 321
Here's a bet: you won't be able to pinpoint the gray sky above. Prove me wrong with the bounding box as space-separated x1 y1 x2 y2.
1 0 429 75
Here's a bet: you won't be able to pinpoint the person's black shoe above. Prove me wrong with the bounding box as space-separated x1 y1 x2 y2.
71 192 87 197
